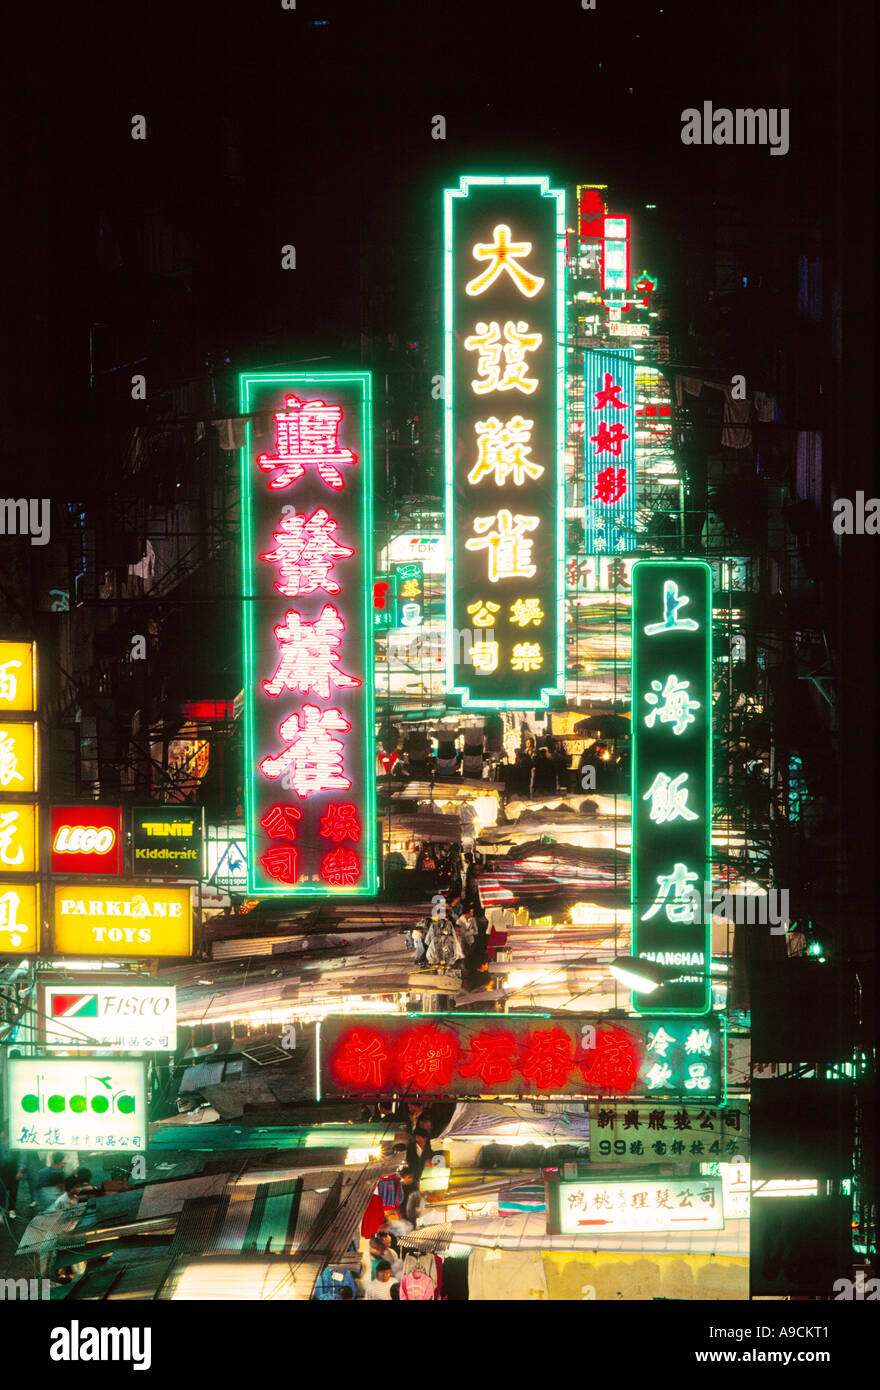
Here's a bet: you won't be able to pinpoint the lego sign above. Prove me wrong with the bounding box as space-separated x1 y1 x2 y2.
318 1013 722 1102
240 370 377 896
50 806 122 875
53 884 192 957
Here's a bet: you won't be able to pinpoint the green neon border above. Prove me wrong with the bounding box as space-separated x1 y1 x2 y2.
443 175 566 709
631 559 713 1016
239 370 377 898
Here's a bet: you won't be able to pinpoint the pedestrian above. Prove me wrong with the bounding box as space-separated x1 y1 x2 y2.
32 1153 67 1212
40 1177 87 1282
366 1259 398 1299
0 1139 22 1220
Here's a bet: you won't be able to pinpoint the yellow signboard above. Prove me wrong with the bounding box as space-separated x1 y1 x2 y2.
0 803 38 872
53 884 192 958
0 641 37 714
0 882 40 954
0 723 38 794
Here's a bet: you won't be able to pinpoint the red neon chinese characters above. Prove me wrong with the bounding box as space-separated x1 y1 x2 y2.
459 1029 518 1086
319 802 361 844
260 804 303 839
262 606 362 701
395 1025 460 1091
519 1027 576 1090
320 846 361 886
581 1026 640 1093
259 704 352 798
260 508 353 598
593 466 628 504
590 421 630 458
332 1027 393 1090
259 845 299 884
257 395 356 490
593 371 629 411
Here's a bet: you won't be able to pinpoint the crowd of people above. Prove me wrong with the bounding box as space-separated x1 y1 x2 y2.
0 1144 97 1285
404 843 507 994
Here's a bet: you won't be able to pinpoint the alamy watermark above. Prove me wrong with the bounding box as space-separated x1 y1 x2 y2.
681 102 789 157
0 1277 51 1301
0 498 51 546
681 882 790 934
832 492 880 535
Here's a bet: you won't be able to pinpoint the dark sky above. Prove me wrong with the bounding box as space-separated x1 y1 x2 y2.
1 0 867 487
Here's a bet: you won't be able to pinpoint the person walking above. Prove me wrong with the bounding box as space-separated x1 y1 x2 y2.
32 1153 67 1212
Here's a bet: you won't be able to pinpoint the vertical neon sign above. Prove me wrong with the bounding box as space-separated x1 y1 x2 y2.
583 347 636 554
444 176 565 709
240 372 377 896
632 560 712 1014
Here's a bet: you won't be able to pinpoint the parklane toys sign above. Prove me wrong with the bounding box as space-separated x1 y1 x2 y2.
318 1012 722 1102
240 371 377 896
50 806 123 875
5 1057 147 1152
444 176 565 709
53 884 192 957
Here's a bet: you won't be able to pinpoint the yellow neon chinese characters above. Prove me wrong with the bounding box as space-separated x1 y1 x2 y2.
511 642 543 672
466 224 545 298
466 510 539 583
464 321 542 395
509 598 544 627
468 416 544 487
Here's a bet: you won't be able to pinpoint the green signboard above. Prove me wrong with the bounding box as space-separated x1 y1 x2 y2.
632 560 712 1014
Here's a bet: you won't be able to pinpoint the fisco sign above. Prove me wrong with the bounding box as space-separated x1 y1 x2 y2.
53 884 192 958
50 806 122 875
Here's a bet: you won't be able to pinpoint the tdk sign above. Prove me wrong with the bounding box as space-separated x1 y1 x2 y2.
50 807 122 875
132 807 203 878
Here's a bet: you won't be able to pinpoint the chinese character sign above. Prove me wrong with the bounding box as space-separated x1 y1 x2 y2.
240 372 377 896
318 1013 721 1101
550 1177 723 1236
0 641 37 713
392 560 424 629
589 1101 748 1165
0 881 39 954
632 561 712 1014
444 176 565 708
583 348 636 554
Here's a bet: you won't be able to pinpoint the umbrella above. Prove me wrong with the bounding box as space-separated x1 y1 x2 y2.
573 713 631 737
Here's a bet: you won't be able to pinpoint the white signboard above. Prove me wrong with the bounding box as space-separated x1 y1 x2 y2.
206 824 248 893
378 533 446 575
557 1177 723 1234
5 1057 147 1152
42 983 177 1052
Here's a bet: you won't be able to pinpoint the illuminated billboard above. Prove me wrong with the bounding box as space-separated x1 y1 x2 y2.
41 982 177 1052
318 1012 722 1102
549 1177 723 1235
132 806 203 877
240 371 377 896
0 722 38 793
444 175 565 709
5 1057 147 1151
632 560 713 1014
0 803 38 873
583 347 636 554
0 882 39 954
53 884 192 957
50 805 122 875
0 641 37 713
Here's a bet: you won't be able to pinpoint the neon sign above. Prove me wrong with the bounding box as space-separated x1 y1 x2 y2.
632 561 712 1014
318 1012 722 1101
240 372 376 896
444 176 565 709
584 347 636 554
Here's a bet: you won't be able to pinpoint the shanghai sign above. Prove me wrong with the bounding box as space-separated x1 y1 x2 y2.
318 1013 722 1102
632 560 713 1014
240 371 377 896
444 175 565 708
